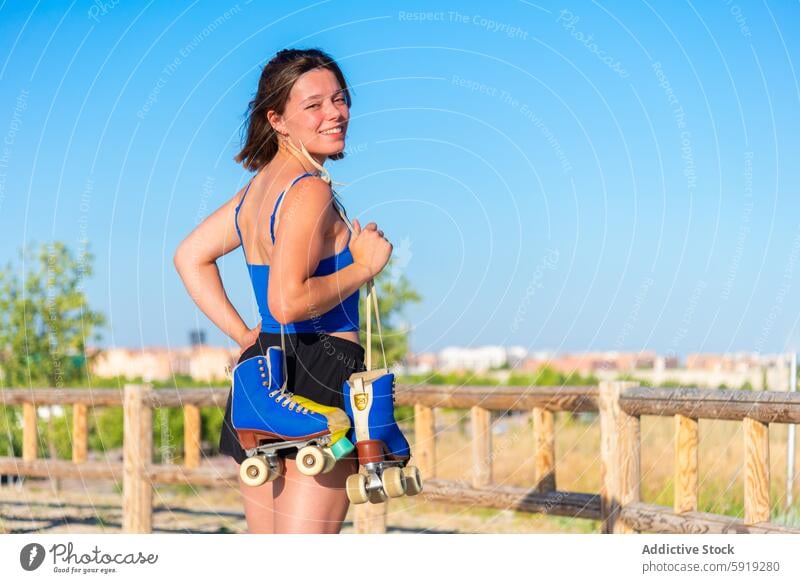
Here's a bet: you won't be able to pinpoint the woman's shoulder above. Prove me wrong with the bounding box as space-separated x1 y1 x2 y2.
271 172 338 237
275 172 334 211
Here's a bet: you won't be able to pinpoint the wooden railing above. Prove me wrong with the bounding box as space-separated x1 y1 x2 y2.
1 382 799 534
615 384 800 533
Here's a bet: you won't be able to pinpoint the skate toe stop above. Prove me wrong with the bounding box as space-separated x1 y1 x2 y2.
330 436 355 459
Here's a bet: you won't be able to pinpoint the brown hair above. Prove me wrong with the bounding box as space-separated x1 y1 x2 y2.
234 48 352 172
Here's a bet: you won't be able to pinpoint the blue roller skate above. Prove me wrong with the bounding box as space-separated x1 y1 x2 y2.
342 368 423 504
232 346 354 487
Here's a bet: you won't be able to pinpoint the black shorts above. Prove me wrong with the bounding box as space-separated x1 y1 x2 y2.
219 332 366 464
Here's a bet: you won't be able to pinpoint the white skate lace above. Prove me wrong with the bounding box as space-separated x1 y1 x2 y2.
268 388 309 414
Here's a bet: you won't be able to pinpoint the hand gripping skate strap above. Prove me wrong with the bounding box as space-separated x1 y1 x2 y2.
328 196 387 371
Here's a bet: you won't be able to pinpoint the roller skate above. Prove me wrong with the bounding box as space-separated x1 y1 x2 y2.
342 369 423 504
232 346 354 487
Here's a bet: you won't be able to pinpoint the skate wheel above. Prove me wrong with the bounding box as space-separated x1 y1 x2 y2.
381 467 406 498
346 473 368 504
321 449 336 474
240 456 269 487
403 466 422 496
296 446 325 476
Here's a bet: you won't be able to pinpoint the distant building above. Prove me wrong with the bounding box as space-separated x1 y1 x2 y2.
516 351 666 376
402 352 438 375
403 346 528 374
87 340 795 391
438 346 508 372
506 346 528 368
186 345 238 383
91 344 238 383
678 352 793 390
92 347 174 382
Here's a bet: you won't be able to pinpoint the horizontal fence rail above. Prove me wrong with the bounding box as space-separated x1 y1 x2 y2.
620 387 800 423
0 387 230 407
0 382 798 534
394 385 599 411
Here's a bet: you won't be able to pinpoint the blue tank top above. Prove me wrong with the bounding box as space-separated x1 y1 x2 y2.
234 173 359 333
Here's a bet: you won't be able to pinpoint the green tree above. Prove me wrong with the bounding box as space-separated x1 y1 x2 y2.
359 256 421 367
0 241 104 387
0 241 105 461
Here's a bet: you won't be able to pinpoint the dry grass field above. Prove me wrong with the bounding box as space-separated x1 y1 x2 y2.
423 409 800 531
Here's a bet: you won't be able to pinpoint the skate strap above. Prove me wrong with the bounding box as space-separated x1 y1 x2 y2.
331 197 388 371
279 324 288 391
273 168 317 388
365 280 387 371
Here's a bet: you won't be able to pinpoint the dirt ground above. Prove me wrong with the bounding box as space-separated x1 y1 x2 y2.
0 460 598 534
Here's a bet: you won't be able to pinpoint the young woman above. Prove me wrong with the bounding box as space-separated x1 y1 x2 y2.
173 48 392 533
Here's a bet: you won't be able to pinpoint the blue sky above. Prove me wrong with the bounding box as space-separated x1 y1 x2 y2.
0 0 798 357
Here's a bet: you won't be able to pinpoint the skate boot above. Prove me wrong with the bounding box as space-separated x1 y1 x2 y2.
342 369 423 504
232 346 354 487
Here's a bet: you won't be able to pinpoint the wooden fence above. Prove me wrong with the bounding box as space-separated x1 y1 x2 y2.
1 382 799 534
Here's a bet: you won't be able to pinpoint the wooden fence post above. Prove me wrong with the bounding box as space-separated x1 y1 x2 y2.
183 404 200 469
123 384 153 533
353 501 388 534
743 417 770 524
532 407 556 492
674 414 698 513
599 381 640 534
72 403 88 464
413 404 436 479
470 406 492 488
23 403 37 461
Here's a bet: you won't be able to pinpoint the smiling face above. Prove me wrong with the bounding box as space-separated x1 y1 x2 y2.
269 67 349 162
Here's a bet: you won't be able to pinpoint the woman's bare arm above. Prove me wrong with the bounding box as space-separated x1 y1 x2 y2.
173 189 251 346
268 177 372 324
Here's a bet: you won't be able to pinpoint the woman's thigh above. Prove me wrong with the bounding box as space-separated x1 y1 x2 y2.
273 456 358 534
237 456 359 534
237 460 276 534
